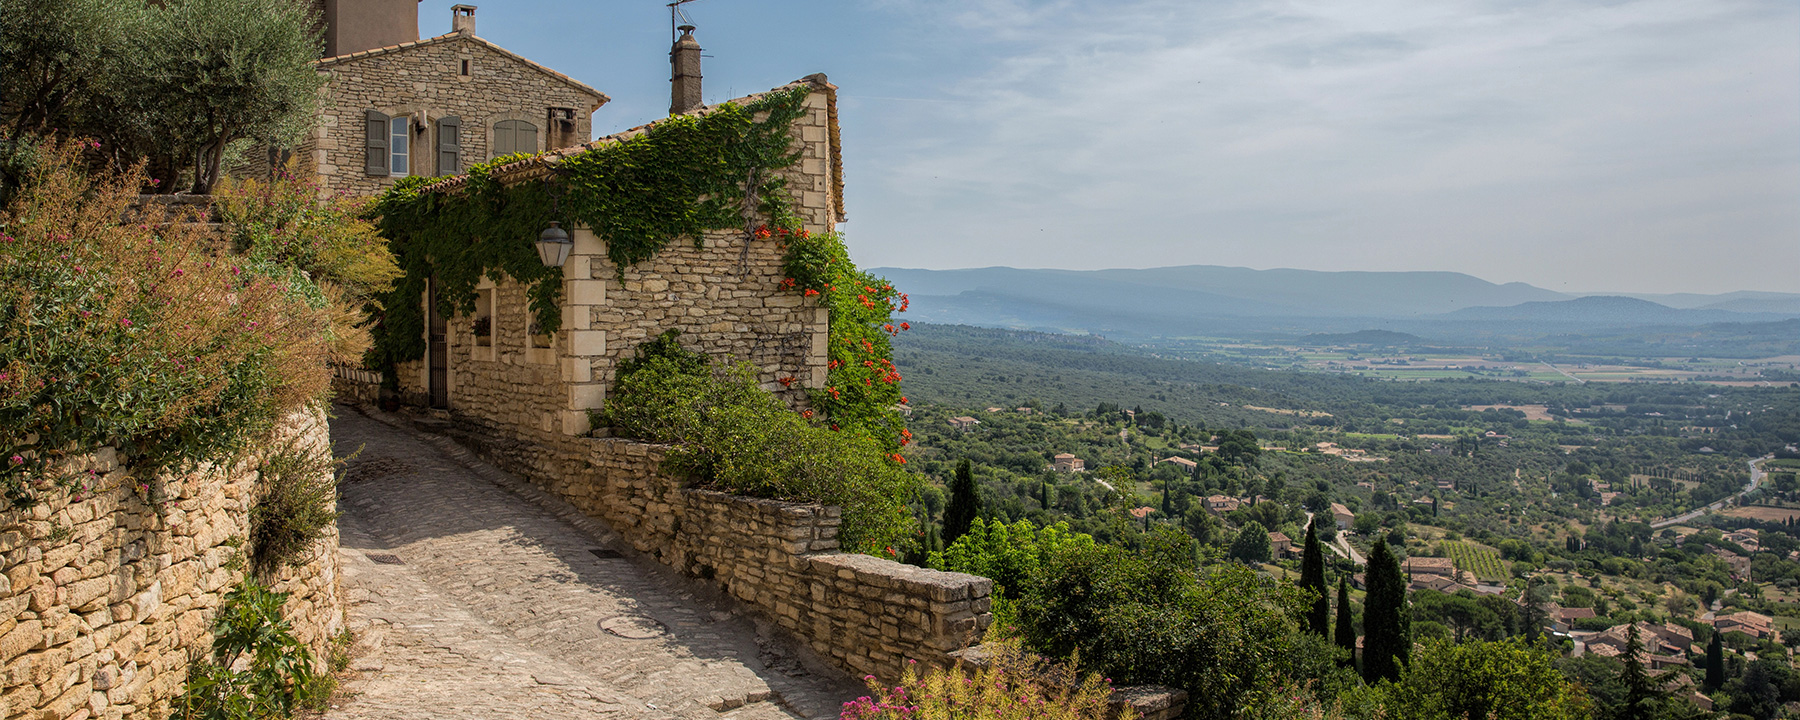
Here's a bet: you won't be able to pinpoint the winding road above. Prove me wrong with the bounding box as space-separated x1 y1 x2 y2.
1650 456 1771 530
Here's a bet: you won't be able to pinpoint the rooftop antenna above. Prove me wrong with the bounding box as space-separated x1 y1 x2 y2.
669 0 700 44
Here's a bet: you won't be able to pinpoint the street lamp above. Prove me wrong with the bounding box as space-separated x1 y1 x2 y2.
536 221 571 268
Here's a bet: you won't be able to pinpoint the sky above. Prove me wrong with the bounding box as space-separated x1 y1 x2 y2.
421 0 1800 295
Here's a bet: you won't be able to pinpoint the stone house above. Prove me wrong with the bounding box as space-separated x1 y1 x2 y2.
1157 456 1198 472
1205 495 1242 513
948 416 981 432
1714 611 1777 640
250 2 608 196
1401 556 1457 577
1269 532 1293 558
375 75 843 434
1053 453 1085 473
1331 502 1355 530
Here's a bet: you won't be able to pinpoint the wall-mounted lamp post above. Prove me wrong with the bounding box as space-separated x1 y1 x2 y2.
536 221 571 267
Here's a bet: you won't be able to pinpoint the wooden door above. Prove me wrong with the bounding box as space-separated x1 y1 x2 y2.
427 276 448 409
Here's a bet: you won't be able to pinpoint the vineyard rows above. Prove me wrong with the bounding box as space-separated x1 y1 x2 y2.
1442 541 1508 582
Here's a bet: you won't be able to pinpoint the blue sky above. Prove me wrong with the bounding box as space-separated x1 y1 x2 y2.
423 0 1799 294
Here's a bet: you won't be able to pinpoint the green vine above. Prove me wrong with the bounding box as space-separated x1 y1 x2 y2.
779 230 912 453
364 86 813 366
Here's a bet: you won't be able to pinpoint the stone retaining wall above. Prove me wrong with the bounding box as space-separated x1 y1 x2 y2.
0 409 344 720
411 408 991 682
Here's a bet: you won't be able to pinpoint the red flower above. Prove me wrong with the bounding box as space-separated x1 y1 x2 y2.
899 322 910 331
802 409 814 419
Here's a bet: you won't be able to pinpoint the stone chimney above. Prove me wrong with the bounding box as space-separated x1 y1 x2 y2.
451 5 477 35
669 24 702 115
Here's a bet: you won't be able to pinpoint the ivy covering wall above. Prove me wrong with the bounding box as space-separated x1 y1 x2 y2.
363 86 813 368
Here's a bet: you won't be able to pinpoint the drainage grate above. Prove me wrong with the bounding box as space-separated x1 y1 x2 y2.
366 553 404 565
590 548 623 559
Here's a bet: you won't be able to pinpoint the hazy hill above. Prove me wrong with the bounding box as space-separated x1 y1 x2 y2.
1444 296 1789 325
1296 329 1426 346
875 265 1570 320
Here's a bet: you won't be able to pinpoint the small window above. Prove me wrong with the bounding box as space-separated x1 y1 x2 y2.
460 59 471 76
389 116 410 177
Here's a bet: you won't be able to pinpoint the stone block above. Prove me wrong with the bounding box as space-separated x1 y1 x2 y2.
567 279 607 306
569 330 607 356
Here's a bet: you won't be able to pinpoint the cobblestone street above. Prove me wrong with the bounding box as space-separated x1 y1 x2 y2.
322 406 857 720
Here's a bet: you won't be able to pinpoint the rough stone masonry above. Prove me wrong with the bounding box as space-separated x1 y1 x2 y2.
0 409 343 720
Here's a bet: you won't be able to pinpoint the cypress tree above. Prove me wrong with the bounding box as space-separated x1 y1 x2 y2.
1161 483 1173 516
1619 624 1663 720
1361 538 1409 683
1334 576 1356 669
943 459 979 548
1704 631 1724 691
1301 517 1329 635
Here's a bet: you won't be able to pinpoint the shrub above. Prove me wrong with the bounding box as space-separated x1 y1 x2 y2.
602 333 918 554
1017 539 1350 720
215 166 399 366
929 518 1095 634
169 580 331 720
0 143 331 505
248 434 339 578
841 644 1129 720
1351 638 1590 720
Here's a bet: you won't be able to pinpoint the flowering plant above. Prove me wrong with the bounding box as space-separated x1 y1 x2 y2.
0 143 337 505
780 230 909 451
841 646 1130 720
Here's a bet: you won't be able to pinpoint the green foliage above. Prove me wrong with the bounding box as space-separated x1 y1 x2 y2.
1441 541 1509 583
0 145 332 505
601 336 917 554
929 517 1095 633
1353 638 1590 720
169 580 331 720
365 87 812 368
1335 577 1357 664
216 168 400 365
1017 538 1350 719
248 435 339 578
1 0 324 195
1362 539 1410 684
1302 518 1330 635
781 230 909 445
943 458 979 547
1230 520 1272 564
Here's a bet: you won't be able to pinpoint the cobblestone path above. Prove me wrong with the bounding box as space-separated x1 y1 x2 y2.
322 407 857 720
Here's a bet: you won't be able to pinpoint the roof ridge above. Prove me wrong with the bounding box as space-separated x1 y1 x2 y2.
316 32 608 106
414 75 834 196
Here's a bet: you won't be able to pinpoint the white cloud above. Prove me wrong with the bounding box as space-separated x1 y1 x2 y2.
839 0 1800 293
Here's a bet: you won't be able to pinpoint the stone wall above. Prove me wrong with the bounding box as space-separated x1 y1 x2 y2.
396 410 991 682
393 83 840 437
302 31 606 197
0 409 345 720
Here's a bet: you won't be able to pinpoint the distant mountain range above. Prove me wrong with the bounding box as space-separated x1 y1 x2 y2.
870 265 1800 346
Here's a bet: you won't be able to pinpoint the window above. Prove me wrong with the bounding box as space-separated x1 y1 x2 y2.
389 116 410 177
435 116 461 175
460 59 471 76
491 120 538 157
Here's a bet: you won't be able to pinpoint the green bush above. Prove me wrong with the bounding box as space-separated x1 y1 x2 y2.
169 580 331 720
601 332 918 555
1344 638 1590 720
0 143 334 506
929 517 1096 633
1016 532 1352 720
248 435 339 578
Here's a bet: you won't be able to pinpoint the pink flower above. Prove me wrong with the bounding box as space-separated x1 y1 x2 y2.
119 319 132 327
9 455 21 465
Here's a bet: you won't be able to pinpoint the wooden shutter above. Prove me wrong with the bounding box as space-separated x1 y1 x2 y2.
436 116 461 175
491 121 512 157
516 122 538 154
365 110 390 176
